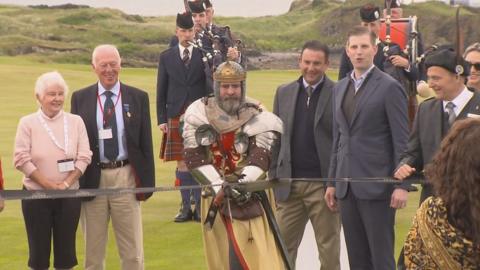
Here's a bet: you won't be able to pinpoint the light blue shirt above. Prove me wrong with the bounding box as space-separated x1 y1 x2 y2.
350 65 375 92
96 81 128 162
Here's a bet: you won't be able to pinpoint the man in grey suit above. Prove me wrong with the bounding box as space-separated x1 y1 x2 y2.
271 40 340 270
395 47 478 203
393 48 477 270
325 26 410 270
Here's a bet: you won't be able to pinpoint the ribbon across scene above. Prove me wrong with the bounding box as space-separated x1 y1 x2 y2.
0 177 425 201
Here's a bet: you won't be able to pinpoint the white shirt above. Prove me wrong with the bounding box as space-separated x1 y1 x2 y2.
178 44 193 60
442 87 473 116
302 76 325 93
96 81 128 162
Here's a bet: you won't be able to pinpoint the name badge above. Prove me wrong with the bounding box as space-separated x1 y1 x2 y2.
57 159 75 173
99 128 113 139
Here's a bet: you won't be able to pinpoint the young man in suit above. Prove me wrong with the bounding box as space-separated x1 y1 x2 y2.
394 47 475 270
157 12 211 222
338 3 417 83
325 26 410 270
71 44 155 270
270 40 340 269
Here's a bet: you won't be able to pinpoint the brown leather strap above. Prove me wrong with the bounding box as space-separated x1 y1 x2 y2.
184 147 209 170
246 138 270 171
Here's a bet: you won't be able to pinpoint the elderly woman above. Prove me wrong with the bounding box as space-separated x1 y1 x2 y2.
403 118 480 269
14 71 92 270
464 42 480 91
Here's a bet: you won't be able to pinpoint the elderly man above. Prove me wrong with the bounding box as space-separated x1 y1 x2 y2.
71 44 155 270
326 26 410 270
464 42 480 91
271 40 340 269
182 61 286 270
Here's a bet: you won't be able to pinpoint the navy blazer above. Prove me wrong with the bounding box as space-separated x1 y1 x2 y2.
156 46 212 124
328 67 409 200
71 83 155 201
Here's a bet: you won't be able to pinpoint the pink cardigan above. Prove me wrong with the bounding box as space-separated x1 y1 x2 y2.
14 110 92 190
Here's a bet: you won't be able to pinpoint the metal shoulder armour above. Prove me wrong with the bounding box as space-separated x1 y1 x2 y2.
195 124 218 146
242 111 283 151
242 110 283 137
183 99 209 149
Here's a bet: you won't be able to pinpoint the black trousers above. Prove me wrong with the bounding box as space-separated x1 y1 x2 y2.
22 197 81 269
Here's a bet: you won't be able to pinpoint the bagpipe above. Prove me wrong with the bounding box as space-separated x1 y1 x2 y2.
183 0 243 69
380 0 421 126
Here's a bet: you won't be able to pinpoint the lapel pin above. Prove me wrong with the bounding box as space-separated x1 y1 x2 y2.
123 104 131 118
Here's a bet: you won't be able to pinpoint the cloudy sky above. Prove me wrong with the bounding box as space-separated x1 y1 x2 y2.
0 0 294 17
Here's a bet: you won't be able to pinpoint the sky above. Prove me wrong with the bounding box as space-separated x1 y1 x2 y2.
0 0 294 17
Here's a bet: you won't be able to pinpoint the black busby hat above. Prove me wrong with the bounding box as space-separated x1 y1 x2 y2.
188 0 206 13
176 12 194 29
425 47 469 76
360 4 381 23
204 0 212 8
385 0 401 8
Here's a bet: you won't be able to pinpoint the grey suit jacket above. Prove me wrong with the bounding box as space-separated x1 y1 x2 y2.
271 77 335 202
328 67 409 200
399 90 480 171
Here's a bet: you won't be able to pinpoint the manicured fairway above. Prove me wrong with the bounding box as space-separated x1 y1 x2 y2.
0 57 419 269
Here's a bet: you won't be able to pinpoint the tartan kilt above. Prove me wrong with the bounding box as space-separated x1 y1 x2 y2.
160 115 185 161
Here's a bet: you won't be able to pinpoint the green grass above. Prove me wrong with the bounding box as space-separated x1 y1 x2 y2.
1 2 480 67
0 56 418 269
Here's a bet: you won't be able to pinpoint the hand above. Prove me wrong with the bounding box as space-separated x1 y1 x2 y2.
389 55 409 69
324 187 338 212
55 182 69 190
159 123 168 133
224 186 251 206
391 188 408 209
394 164 416 181
0 199 4 212
227 47 240 61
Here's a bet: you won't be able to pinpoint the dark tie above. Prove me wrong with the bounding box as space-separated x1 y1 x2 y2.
103 91 119 161
182 49 190 67
306 86 313 107
446 102 456 126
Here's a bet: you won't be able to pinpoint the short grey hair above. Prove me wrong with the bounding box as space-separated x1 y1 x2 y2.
34 71 69 99
91 44 121 67
464 42 480 58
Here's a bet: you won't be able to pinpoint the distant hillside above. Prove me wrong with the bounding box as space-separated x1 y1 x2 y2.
0 2 478 68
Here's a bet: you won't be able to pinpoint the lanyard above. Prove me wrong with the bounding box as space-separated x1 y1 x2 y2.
37 112 69 155
97 90 121 126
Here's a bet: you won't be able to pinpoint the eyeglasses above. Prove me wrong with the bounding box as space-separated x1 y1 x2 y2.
466 61 480 71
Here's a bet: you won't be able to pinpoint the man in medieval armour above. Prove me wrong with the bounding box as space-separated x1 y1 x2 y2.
182 61 287 270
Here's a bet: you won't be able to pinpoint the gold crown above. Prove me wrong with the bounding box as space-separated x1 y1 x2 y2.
213 61 246 83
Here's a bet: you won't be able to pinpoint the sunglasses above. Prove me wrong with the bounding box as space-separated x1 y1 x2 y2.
466 61 480 71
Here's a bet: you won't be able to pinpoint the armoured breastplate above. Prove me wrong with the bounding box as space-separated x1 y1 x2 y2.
210 129 249 182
